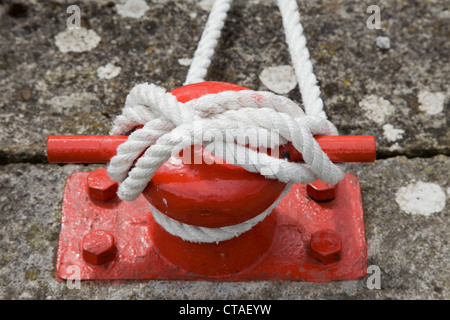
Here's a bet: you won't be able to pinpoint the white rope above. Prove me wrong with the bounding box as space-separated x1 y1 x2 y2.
150 183 292 243
108 0 344 243
277 0 326 119
108 84 343 201
184 0 233 85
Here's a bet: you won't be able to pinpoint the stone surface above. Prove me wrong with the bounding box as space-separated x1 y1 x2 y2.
0 0 448 163
116 0 150 19
395 181 446 216
0 0 449 300
54 27 102 53
0 156 448 299
259 65 297 94
376 36 391 50
97 63 122 80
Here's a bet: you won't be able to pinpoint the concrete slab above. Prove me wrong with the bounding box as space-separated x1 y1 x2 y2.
0 0 448 164
0 156 448 299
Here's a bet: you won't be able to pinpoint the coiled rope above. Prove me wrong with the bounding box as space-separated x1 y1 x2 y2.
107 0 344 243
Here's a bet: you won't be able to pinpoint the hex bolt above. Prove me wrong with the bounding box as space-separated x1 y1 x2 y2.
308 229 342 264
86 168 118 201
306 180 337 201
81 230 116 265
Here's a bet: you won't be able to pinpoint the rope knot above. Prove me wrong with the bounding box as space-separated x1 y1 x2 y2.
107 83 345 202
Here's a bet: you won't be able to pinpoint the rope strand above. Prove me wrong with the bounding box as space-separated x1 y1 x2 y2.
277 0 326 119
184 0 233 85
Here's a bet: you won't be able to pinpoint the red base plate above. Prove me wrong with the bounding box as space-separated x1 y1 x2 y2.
56 172 367 282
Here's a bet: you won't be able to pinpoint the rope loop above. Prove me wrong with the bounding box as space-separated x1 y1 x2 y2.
108 83 344 202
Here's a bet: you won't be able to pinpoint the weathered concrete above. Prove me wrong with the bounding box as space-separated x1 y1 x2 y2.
0 0 448 163
0 0 449 300
0 156 448 299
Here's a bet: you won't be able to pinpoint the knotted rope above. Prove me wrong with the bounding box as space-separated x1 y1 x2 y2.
107 0 345 243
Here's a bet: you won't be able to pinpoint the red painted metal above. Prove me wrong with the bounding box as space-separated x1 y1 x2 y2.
306 180 338 202
53 81 369 282
86 168 119 201
46 135 376 164
143 147 287 228
279 136 376 163
308 230 342 265
47 135 128 164
55 171 367 281
81 230 116 266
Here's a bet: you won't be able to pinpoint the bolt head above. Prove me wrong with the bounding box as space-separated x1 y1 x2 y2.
309 229 342 264
81 230 116 265
306 180 337 201
87 168 118 201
